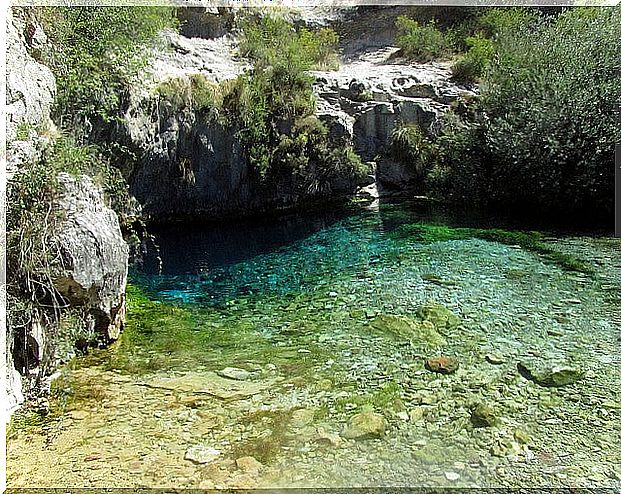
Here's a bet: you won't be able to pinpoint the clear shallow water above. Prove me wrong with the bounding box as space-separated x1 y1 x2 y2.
8 199 621 489
133 199 603 306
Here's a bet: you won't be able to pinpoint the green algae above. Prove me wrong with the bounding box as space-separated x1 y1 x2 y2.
390 223 594 273
334 381 403 413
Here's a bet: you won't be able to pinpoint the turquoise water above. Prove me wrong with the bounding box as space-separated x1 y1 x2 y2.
11 199 618 489
133 199 594 306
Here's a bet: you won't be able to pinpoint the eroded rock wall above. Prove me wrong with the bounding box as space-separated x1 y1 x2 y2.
4 8 129 417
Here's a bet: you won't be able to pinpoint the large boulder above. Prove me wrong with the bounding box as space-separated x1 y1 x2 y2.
53 173 129 341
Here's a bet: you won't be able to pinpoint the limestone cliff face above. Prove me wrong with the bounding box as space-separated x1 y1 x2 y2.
312 49 475 193
5 8 57 177
119 10 475 218
4 8 129 416
118 29 363 220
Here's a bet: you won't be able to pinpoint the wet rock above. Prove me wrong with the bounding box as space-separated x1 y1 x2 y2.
514 428 530 444
517 361 584 387
144 372 272 400
341 411 386 440
485 353 505 365
444 471 460 481
314 431 343 447
235 456 262 474
425 356 459 375
421 273 457 286
370 314 446 346
66 410 89 420
470 403 497 428
184 445 220 464
290 408 315 429
217 367 251 381
416 303 461 331
396 411 409 421
409 408 425 422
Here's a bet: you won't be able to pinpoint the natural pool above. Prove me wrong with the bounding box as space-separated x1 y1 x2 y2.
7 199 621 489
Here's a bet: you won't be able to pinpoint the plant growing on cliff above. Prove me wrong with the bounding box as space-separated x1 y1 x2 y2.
34 6 177 131
391 124 438 188
395 16 452 62
221 14 366 191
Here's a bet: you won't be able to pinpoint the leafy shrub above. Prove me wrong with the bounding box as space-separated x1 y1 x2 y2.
395 16 452 62
439 7 621 215
451 33 494 82
391 124 436 172
220 14 365 189
35 6 177 130
239 13 339 71
477 7 537 39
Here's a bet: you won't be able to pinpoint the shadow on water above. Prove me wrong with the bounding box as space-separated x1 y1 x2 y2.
139 207 353 277
132 197 613 306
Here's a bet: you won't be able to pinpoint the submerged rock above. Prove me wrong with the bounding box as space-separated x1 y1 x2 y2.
184 445 220 464
470 403 497 428
341 411 386 440
517 361 584 387
313 431 343 447
425 356 459 375
217 367 251 381
416 303 461 331
236 456 263 473
370 314 446 346
485 353 505 365
290 408 315 428
144 372 271 400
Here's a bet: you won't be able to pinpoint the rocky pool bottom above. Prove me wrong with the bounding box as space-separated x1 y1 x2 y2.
6 203 621 489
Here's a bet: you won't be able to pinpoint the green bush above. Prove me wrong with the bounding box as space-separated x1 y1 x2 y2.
391 124 436 171
35 6 177 130
395 16 452 62
239 14 339 71
451 33 494 82
477 7 537 39
438 7 621 215
220 14 365 188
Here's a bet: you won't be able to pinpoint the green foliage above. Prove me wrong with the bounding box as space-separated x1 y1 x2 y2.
35 6 177 130
395 16 452 62
156 74 223 117
7 158 62 308
219 14 365 189
15 123 33 141
391 124 436 169
239 13 339 71
476 7 537 39
441 8 621 215
451 33 494 82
